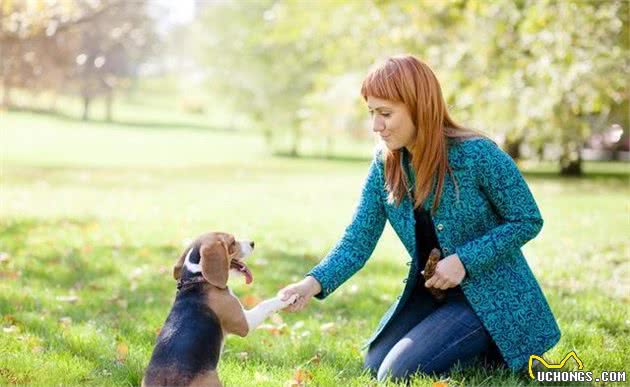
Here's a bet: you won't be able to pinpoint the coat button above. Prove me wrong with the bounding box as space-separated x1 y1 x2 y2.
406 261 412 266
402 278 407 283
443 247 450 254
437 224 444 231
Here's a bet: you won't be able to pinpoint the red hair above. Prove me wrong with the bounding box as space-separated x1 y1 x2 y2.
361 55 490 212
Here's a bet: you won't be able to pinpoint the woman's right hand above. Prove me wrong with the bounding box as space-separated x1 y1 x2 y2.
278 276 322 312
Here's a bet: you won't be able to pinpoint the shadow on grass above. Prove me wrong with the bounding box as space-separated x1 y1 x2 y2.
7 106 235 132
523 170 629 182
273 151 371 164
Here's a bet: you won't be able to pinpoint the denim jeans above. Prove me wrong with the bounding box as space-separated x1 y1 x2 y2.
364 286 505 382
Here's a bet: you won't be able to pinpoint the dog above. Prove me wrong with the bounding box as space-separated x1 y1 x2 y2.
142 232 297 387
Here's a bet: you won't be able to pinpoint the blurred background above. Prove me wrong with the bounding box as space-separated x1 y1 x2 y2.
2 0 628 169
0 1 629 386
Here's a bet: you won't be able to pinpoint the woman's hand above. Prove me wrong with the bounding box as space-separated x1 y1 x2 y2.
423 254 466 290
278 276 322 312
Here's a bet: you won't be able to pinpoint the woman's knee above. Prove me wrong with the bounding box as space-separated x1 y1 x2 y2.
376 349 431 382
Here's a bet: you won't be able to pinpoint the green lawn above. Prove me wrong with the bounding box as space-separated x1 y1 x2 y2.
1 110 628 386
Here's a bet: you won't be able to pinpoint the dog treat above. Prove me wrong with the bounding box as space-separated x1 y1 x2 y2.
422 248 446 301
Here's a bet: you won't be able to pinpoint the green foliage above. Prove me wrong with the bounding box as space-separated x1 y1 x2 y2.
191 0 627 169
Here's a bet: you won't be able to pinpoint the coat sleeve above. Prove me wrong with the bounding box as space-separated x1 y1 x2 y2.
455 139 544 279
306 151 387 299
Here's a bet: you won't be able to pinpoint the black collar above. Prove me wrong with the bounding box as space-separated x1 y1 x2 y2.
176 276 207 291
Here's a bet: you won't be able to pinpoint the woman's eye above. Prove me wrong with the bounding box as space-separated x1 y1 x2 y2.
382 113 391 117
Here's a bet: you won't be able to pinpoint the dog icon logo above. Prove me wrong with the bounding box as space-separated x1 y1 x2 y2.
528 351 584 380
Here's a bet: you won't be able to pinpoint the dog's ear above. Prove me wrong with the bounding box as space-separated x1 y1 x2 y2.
199 240 229 289
173 247 190 281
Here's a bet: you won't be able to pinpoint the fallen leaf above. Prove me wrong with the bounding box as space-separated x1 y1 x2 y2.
257 323 285 336
305 353 321 366
116 342 129 362
291 368 313 386
0 271 20 280
432 381 449 387
242 294 261 308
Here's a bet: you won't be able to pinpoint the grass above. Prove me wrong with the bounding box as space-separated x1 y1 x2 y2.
1 107 628 386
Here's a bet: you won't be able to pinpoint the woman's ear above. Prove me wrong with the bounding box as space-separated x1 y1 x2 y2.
199 241 229 289
173 247 190 281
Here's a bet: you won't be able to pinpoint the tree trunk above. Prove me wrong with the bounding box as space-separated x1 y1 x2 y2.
559 141 583 176
504 137 523 161
326 135 334 159
105 89 113 122
263 128 273 149
2 77 11 108
82 95 91 121
290 122 301 157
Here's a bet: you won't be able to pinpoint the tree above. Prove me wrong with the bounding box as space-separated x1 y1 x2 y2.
0 0 159 121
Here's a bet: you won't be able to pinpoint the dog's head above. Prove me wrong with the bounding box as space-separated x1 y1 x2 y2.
173 232 254 289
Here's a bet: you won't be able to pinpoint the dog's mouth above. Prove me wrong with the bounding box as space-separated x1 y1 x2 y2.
230 259 253 284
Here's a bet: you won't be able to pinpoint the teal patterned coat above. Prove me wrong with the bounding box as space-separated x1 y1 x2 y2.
307 137 561 372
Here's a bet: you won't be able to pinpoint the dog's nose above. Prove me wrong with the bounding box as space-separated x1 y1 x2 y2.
250 241 255 249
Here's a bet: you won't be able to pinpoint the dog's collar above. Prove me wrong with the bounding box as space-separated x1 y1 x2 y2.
176 276 207 291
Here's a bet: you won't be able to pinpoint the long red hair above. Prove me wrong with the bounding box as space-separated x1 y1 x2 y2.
360 55 490 213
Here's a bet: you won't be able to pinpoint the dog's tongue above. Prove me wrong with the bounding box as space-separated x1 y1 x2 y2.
242 264 253 285
232 260 253 284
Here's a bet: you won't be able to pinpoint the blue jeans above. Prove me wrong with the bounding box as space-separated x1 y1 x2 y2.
364 288 505 382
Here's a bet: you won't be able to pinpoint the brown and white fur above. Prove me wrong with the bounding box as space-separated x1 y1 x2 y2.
142 232 297 387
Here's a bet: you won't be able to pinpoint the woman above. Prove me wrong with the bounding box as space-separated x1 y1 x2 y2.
279 55 561 381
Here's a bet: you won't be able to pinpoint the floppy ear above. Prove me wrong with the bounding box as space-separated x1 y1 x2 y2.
200 241 229 289
173 247 190 281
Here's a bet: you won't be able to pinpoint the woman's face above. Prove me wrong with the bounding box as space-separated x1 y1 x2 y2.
367 96 416 151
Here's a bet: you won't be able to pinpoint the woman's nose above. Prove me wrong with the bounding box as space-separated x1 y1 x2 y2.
372 116 385 133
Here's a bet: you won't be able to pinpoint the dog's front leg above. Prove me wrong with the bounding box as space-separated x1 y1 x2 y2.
244 295 298 331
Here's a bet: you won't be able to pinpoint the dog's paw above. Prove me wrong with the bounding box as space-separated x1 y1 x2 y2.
283 294 299 306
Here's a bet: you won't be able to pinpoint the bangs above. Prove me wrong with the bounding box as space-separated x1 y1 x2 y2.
360 62 404 102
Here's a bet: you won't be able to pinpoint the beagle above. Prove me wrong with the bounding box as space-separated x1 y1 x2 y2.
142 232 297 387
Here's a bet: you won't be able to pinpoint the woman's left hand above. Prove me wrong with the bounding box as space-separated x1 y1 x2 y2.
423 254 466 290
